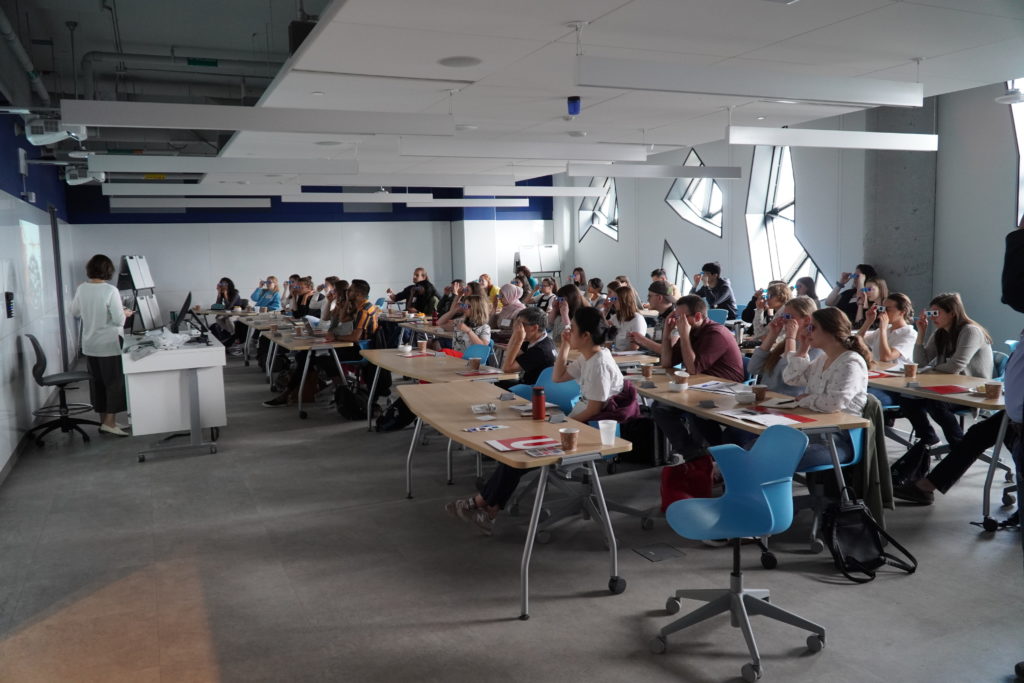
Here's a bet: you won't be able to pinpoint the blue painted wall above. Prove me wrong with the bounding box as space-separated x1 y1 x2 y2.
0 114 68 219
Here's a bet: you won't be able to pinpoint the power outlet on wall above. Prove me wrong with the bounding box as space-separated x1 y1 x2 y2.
4 292 13 319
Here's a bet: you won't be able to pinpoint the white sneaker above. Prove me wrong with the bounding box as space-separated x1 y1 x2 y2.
99 425 131 437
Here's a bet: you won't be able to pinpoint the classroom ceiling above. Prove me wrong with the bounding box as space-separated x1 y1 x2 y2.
6 0 1024 187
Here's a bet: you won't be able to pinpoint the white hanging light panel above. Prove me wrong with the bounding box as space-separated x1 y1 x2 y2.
89 156 359 175
567 162 742 179
280 192 433 203
109 197 271 209
463 185 605 197
727 125 938 151
405 198 529 208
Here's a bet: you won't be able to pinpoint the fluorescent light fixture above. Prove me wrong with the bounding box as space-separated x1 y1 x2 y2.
102 183 300 196
213 173 516 188
727 125 938 151
89 156 359 174
405 198 530 208
62 100 455 136
567 162 743 179
400 138 648 162
281 192 433 203
463 185 605 197
576 55 924 108
109 197 271 209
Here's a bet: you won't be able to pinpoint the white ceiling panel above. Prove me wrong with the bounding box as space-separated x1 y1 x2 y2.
573 0 893 58
864 38 1024 93
293 22 548 81
262 72 466 112
333 0 627 42
908 0 1024 20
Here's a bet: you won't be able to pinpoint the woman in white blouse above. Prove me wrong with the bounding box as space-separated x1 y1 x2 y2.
608 286 647 352
782 307 870 469
553 307 625 422
751 282 792 340
858 292 917 364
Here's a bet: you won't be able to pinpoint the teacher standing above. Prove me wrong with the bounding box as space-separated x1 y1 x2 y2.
71 254 133 437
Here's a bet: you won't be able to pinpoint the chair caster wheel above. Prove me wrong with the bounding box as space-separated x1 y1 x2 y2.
641 517 654 531
982 517 999 532
535 531 551 545
650 636 667 654
809 538 825 554
807 634 825 652
299 411 308 419
608 576 626 594
760 552 778 570
138 454 146 463
1002 493 1016 507
665 597 681 615
741 663 762 682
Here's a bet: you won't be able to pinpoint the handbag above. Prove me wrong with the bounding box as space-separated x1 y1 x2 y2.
890 440 931 489
822 487 918 584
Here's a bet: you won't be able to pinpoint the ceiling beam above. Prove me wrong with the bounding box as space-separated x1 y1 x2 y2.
405 198 530 208
463 185 605 197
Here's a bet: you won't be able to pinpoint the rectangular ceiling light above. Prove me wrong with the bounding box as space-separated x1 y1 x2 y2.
727 125 938 151
62 100 455 136
280 192 433 203
577 55 924 108
405 198 530 208
89 156 359 175
400 138 648 162
566 162 743 179
463 185 605 197
102 183 300 196
243 173 517 188
109 197 272 209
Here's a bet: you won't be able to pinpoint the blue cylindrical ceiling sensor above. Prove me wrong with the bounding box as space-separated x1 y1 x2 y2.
567 96 581 116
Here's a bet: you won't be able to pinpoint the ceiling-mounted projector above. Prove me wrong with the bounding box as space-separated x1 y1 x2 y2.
25 117 88 146
995 88 1024 105
64 167 105 186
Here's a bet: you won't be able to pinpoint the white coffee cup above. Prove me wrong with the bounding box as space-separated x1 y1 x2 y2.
668 382 688 393
598 420 617 446
736 391 756 404
398 344 412 353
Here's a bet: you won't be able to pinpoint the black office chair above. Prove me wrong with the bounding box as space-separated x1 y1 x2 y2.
24 334 100 446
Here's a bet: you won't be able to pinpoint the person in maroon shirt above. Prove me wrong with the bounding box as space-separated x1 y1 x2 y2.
653 295 746 460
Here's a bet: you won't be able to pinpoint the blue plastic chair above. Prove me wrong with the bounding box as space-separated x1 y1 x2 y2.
735 303 747 317
506 367 581 414
462 344 491 362
706 308 728 324
374 297 388 308
993 350 1009 381
652 426 825 679
1005 339 1019 353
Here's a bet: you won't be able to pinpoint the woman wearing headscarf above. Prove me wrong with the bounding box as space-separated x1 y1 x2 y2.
491 282 525 330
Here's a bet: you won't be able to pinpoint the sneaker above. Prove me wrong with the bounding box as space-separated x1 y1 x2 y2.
445 497 477 518
893 482 934 505
262 393 289 407
98 425 131 437
445 498 493 535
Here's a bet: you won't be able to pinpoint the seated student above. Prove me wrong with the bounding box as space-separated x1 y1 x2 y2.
512 275 532 304
444 294 491 351
210 277 242 347
315 276 341 319
794 276 818 302
741 280 787 324
515 265 538 291
446 307 629 534
214 277 241 309
851 276 888 329
751 282 792 339
548 284 585 342
477 273 500 306
825 264 878 323
491 283 525 330
323 280 352 336
858 292 917 410
569 267 587 292
583 277 606 308
690 261 737 319
608 285 646 352
289 277 323 319
498 307 557 387
263 279 378 407
280 273 301 312
463 280 484 298
529 277 557 311
747 295 821 397
782 307 870 469
898 292 994 446
437 279 463 316
651 295 745 459
250 276 282 311
387 267 437 314
650 268 681 299
629 281 676 354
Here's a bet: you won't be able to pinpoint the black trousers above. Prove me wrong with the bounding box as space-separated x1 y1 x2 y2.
927 411 1016 493
86 354 127 414
898 396 966 445
286 346 363 390
651 402 724 459
479 463 526 508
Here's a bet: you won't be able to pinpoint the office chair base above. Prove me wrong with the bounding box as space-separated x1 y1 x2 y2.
27 416 102 446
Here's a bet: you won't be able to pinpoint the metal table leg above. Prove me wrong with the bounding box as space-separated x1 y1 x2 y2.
980 412 1010 529
266 339 278 383
588 460 624 594
520 465 550 620
137 368 217 462
243 323 254 366
367 365 381 431
405 417 422 498
296 351 313 419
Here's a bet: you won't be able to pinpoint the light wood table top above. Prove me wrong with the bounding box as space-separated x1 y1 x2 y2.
638 309 659 318
198 308 259 317
635 373 868 434
260 331 353 352
397 382 631 469
867 368 1004 410
361 348 517 383
398 321 455 339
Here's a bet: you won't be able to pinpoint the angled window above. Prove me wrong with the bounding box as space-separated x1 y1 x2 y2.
661 240 689 294
578 177 619 242
744 145 830 295
665 149 723 237
1010 78 1024 222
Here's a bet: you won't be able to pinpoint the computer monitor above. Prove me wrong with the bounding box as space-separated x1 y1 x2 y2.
170 292 192 334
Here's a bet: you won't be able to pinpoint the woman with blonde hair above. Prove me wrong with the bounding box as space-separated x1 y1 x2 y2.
441 294 492 352
250 275 282 311
751 281 793 339
747 295 820 397
477 274 500 306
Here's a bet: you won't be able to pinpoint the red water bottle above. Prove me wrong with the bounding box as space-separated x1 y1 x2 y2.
531 386 546 420
431 311 438 325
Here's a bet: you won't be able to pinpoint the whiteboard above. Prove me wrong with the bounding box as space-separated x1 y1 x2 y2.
517 244 541 272
538 244 560 272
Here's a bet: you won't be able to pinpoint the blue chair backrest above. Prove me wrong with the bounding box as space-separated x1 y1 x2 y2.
735 304 747 317
463 344 492 362
796 426 865 475
374 297 387 308
707 308 728 324
537 366 581 413
1005 339 1019 353
993 350 1009 381
666 425 809 538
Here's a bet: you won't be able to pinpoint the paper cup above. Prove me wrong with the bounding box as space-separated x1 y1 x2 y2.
673 371 689 384
559 427 579 451
736 392 756 404
903 363 918 379
984 382 1003 400
668 382 688 393
468 357 481 370
752 384 768 401
641 365 653 378
598 420 617 446
417 340 428 352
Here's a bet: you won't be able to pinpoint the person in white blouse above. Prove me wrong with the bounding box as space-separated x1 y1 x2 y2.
70 254 134 437
751 282 792 340
553 307 626 422
858 292 917 412
607 286 647 352
782 307 870 469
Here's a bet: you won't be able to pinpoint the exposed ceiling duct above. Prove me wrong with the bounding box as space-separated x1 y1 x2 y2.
0 6 50 105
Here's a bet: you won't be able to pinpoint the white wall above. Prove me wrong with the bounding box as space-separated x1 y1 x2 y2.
0 190 72 472
453 219 551 286
68 220 453 316
934 82 1022 348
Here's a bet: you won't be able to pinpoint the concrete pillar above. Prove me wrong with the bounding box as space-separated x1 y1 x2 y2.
863 97 937 308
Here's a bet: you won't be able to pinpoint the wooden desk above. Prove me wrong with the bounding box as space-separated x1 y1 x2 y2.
398 381 631 619
261 331 353 419
198 308 259 317
398 321 454 340
238 314 289 366
361 348 519 431
868 369 1009 527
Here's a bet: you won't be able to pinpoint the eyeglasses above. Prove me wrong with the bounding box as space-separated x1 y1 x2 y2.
806 323 817 332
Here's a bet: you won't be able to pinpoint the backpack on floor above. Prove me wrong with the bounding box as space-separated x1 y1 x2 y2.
822 488 918 584
615 413 659 467
890 440 931 489
659 455 714 513
375 398 417 432
335 382 370 421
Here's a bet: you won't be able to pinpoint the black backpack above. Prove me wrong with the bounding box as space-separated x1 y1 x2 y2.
335 382 369 421
890 440 931 489
823 488 918 584
375 398 417 432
